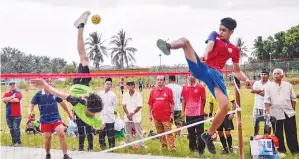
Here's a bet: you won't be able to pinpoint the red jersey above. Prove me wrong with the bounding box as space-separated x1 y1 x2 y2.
205 31 240 71
3 90 22 117
148 86 174 121
181 83 206 116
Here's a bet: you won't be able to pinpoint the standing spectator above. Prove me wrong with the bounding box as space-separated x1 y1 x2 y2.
166 75 183 137
208 90 235 154
28 79 73 159
264 68 299 155
120 78 125 94
181 75 206 155
138 78 143 92
122 81 146 148
2 81 22 147
251 69 271 127
98 78 117 150
148 76 175 151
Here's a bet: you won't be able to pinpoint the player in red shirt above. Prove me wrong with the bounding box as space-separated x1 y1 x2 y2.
148 76 176 151
156 17 251 154
2 81 22 146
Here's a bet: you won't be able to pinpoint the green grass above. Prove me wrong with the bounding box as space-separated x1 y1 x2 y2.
1 85 299 159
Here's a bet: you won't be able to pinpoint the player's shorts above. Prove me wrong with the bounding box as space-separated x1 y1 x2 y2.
73 63 91 86
40 120 63 133
217 115 234 131
173 111 183 126
185 52 227 97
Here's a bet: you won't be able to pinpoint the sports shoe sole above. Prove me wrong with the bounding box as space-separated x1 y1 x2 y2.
156 39 170 55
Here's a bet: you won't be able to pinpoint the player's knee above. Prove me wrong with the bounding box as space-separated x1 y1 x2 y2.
180 37 190 47
219 104 229 112
218 131 224 137
225 131 231 137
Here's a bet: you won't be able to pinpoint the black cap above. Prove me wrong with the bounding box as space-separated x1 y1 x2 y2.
126 81 135 85
105 78 112 83
261 69 269 75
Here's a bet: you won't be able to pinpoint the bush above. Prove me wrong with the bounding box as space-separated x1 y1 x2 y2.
17 81 29 89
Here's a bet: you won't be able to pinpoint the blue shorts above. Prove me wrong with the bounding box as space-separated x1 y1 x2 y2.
186 52 227 97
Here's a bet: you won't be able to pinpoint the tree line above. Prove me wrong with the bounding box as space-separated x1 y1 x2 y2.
1 25 298 73
1 29 137 73
251 25 299 61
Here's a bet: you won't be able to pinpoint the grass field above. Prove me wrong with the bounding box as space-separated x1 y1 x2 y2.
1 85 299 159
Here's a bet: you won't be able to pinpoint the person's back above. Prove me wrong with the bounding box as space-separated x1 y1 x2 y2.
166 83 182 111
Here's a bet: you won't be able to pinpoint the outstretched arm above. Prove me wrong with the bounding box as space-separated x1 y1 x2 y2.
233 62 251 88
30 79 69 100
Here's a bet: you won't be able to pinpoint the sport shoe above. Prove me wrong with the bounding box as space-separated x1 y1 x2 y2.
229 147 235 154
14 143 22 147
221 148 229 154
45 153 51 159
63 154 72 159
157 39 171 55
74 11 91 28
201 133 216 154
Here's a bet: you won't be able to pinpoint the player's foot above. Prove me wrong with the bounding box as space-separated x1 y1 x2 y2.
229 147 235 154
201 133 216 154
74 11 91 28
157 39 171 55
221 148 229 154
45 153 51 159
63 154 72 159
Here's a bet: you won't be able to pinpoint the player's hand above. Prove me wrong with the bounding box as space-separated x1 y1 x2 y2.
228 114 234 120
100 124 105 130
258 91 265 96
69 114 74 121
30 78 46 88
200 55 207 62
245 79 252 89
127 114 133 121
297 94 299 99
181 113 185 121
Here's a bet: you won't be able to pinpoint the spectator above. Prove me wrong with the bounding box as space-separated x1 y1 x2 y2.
2 81 22 147
251 69 271 127
148 76 175 151
181 75 206 155
98 78 117 150
138 78 143 92
28 79 73 159
166 75 183 137
120 78 125 94
264 68 299 155
122 81 146 149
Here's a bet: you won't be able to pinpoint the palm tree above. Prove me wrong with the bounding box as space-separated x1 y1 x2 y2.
110 29 137 69
85 31 108 68
235 37 249 59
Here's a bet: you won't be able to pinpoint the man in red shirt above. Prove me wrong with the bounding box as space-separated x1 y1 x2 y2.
2 81 23 147
181 75 206 155
148 76 175 151
156 17 251 154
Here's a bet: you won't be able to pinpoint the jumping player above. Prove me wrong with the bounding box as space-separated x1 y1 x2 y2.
31 11 104 152
156 17 251 154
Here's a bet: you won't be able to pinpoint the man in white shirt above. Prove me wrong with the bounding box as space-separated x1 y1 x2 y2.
122 81 146 149
166 75 183 136
264 68 299 155
98 78 117 150
251 69 270 127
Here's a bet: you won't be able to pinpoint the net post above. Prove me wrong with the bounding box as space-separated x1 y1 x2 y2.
234 76 244 159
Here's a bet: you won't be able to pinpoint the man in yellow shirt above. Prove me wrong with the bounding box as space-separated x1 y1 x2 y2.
208 89 236 154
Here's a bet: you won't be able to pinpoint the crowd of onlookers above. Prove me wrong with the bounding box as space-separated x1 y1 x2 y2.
2 68 299 156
